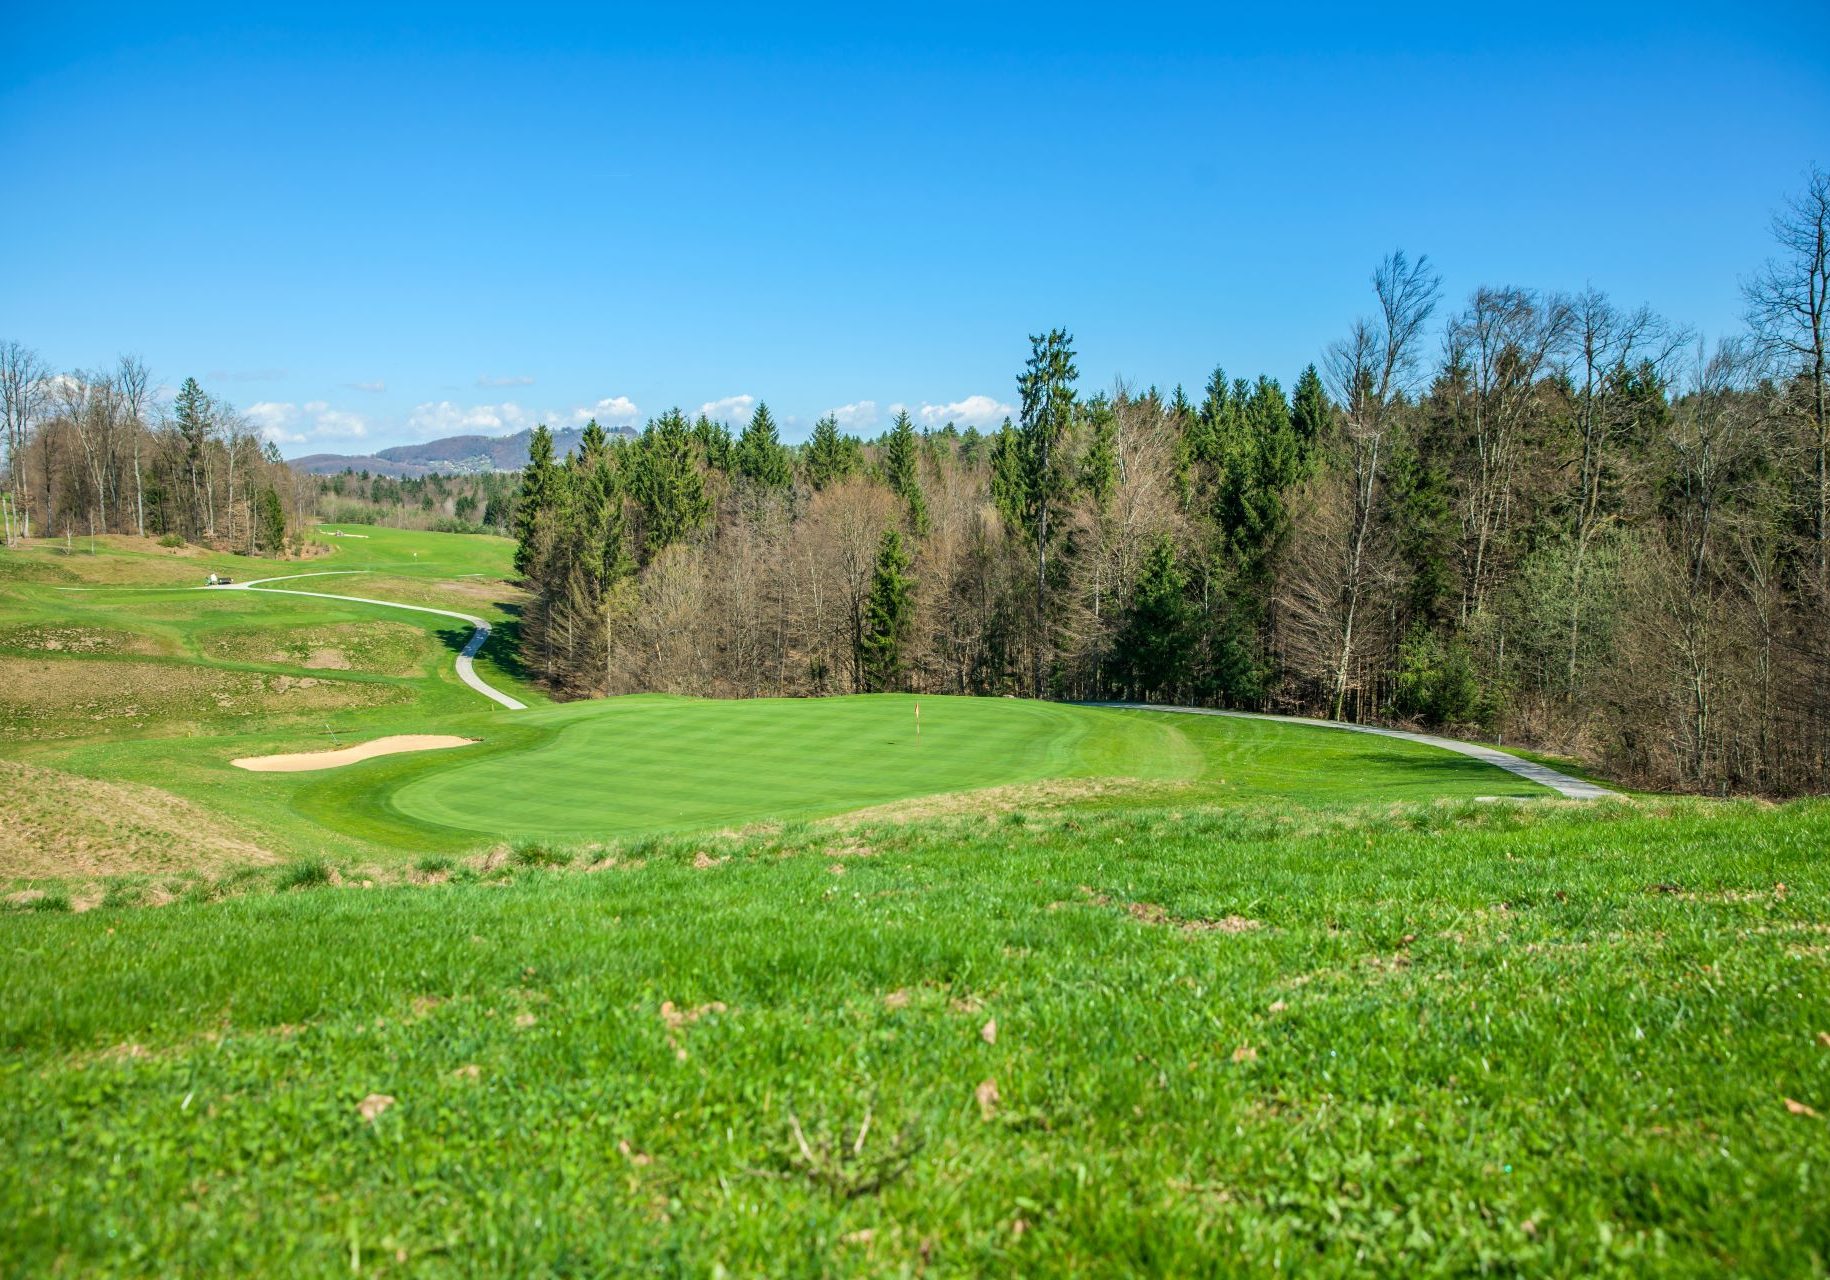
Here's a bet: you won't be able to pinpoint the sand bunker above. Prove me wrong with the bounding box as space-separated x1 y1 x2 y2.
232 735 478 772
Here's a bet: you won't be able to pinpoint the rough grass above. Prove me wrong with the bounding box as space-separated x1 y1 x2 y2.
0 759 275 879
2 798 1826 1275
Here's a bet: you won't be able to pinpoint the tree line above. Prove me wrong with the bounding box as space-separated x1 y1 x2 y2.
511 168 1828 795
311 468 518 535
0 357 300 553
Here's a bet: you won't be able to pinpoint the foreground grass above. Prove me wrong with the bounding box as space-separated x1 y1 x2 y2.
5 798 1827 1276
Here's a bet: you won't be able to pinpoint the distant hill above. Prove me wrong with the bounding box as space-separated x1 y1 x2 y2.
292 424 634 477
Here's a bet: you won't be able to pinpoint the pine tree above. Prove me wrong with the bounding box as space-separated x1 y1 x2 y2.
1119 535 1191 700
736 401 792 488
693 415 735 472
860 528 915 692
1080 396 1118 510
881 409 929 534
1012 328 1079 695
254 486 286 553
173 376 211 535
803 415 861 490
514 424 559 578
1291 364 1331 456
632 409 711 560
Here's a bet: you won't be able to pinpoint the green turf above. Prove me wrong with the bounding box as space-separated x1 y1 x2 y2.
3 798 1825 1275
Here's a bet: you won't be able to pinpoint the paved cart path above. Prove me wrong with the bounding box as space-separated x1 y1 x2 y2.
208 570 527 711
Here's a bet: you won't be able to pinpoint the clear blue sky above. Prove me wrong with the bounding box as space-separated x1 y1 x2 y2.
3 2 1825 454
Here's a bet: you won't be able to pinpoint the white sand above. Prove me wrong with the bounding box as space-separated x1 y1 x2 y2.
231 734 478 772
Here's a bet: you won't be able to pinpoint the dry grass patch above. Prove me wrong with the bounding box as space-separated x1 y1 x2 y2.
0 759 275 878
823 777 1187 828
0 655 405 737
0 624 171 657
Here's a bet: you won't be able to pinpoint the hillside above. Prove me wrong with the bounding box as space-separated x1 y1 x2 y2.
293 423 634 477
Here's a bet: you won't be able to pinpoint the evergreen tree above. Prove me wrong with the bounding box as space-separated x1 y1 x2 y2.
632 409 711 560
1011 328 1079 694
802 415 861 490
1080 396 1118 509
736 401 792 488
513 424 559 578
1119 536 1192 699
693 415 735 472
860 528 915 691
173 376 211 534
881 409 929 534
254 486 286 553
568 420 633 591
958 425 985 466
1290 364 1331 454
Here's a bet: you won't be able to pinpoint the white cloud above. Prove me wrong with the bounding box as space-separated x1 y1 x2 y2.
405 400 533 438
345 379 387 393
246 400 369 447
477 374 536 388
570 395 640 426
905 394 1013 429
826 400 879 431
696 394 755 425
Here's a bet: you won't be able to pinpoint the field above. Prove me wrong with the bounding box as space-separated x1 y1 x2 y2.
2 528 1827 1275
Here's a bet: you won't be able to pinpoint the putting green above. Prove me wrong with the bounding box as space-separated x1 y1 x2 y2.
380 693 1547 842
387 694 1201 838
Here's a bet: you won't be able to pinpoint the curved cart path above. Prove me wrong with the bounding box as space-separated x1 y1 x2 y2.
207 571 527 711
1089 702 1614 799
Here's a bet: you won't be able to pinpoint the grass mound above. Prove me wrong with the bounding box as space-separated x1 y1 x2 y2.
0 759 274 880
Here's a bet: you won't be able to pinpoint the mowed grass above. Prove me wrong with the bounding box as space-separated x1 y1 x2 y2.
3 798 1826 1275
381 696 1541 842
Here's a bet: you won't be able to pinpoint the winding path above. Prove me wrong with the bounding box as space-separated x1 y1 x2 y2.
206 571 527 711
1088 702 1614 799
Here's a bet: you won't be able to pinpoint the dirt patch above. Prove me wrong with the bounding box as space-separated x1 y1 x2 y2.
232 735 478 772
0 759 275 878
1125 901 1262 933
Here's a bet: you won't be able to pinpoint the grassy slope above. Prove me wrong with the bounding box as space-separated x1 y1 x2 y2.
4 799 1826 1275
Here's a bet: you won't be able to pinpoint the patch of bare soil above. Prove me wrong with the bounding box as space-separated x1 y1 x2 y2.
1123 901 1262 933
231 735 478 772
821 777 1188 828
0 759 275 878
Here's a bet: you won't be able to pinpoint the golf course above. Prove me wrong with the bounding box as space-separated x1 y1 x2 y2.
3 526 1827 1275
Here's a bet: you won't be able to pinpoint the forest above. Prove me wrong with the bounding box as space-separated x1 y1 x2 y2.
508 170 1829 795
0 360 304 553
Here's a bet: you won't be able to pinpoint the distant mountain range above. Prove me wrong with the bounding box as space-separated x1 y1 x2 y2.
292 424 636 477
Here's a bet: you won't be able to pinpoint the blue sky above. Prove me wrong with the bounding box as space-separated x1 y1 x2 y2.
2 3 1825 455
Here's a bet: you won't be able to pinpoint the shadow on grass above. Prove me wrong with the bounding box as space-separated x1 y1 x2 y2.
426 601 535 685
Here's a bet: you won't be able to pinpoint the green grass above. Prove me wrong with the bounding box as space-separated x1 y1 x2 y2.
3 798 1826 1275
12 526 1827 1273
